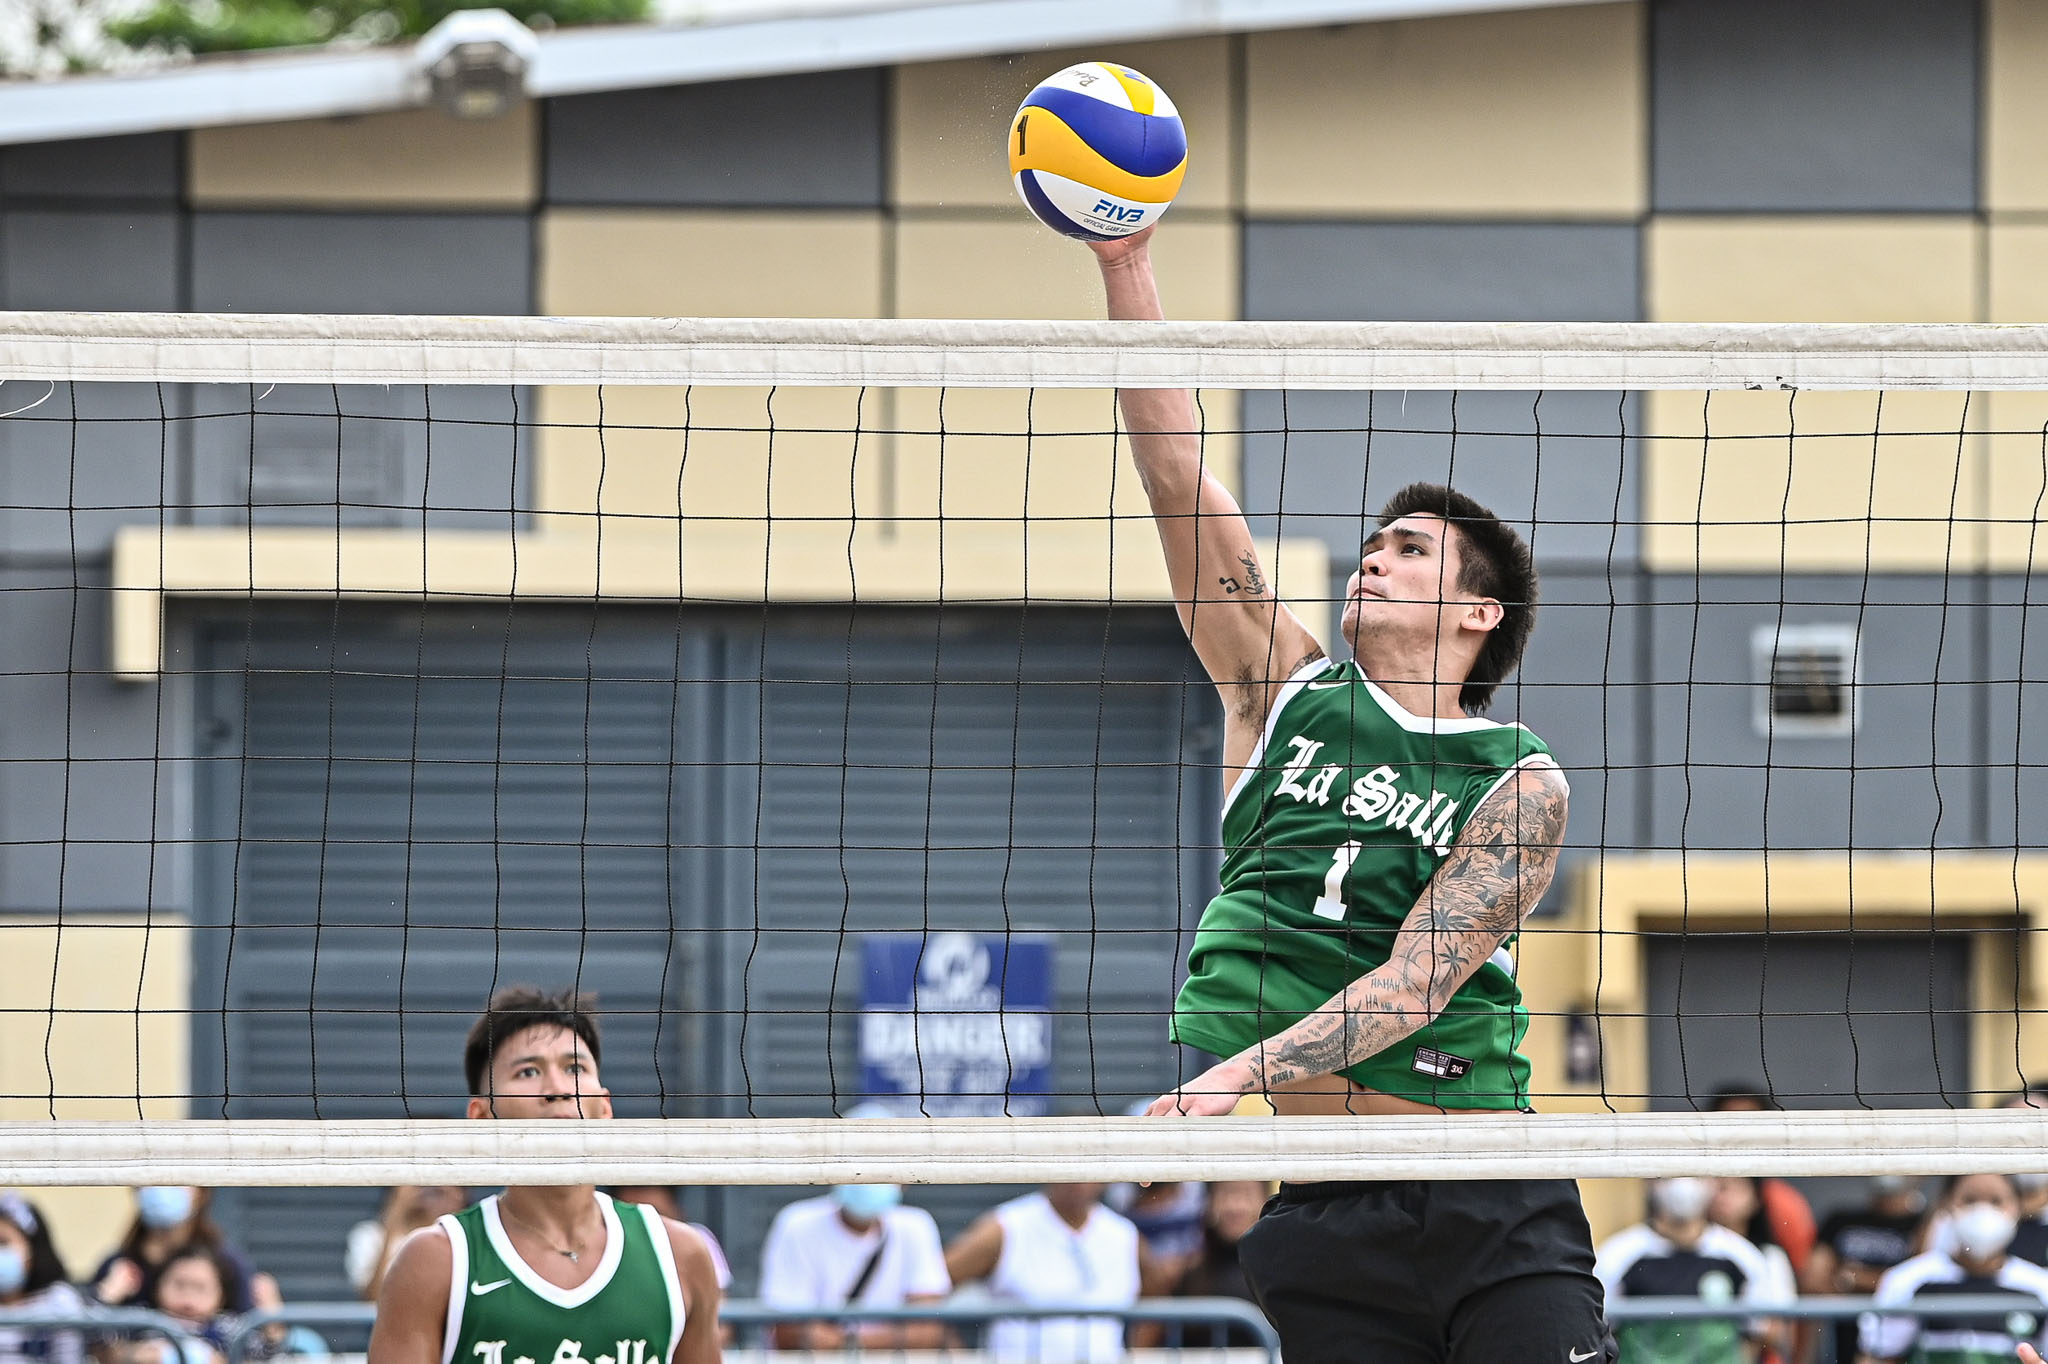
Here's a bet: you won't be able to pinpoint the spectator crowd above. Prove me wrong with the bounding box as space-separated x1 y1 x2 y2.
6 1103 2048 1364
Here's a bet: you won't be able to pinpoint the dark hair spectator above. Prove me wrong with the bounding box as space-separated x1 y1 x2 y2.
0 1193 85 1364
92 1188 264 1315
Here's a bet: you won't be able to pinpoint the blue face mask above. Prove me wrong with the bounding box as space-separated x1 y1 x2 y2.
136 1187 195 1231
0 1246 27 1296
832 1184 902 1222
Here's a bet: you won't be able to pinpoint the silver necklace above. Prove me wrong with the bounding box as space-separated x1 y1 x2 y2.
499 1198 593 1263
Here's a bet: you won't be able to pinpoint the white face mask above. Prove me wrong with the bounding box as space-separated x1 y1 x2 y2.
1650 1178 1715 1224
1951 1203 2019 1260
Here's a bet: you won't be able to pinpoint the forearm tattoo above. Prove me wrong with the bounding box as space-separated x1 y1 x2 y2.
1238 765 1570 1091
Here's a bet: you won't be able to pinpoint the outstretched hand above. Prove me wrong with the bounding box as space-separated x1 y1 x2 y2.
1145 1057 1257 1116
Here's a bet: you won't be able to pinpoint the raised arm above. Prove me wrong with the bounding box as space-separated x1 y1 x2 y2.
1088 229 1324 747
1148 761 1569 1114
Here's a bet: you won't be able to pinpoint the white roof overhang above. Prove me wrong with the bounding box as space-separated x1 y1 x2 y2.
0 0 1606 146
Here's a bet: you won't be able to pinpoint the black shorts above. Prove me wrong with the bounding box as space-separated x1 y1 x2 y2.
1237 1178 1615 1364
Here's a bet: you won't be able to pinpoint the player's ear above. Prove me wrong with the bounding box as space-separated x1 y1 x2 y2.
1461 598 1504 634
466 1095 494 1120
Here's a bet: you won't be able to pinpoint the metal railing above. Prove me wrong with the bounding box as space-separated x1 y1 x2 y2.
218 1300 1281 1362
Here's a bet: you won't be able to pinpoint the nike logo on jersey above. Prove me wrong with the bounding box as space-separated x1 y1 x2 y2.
472 1279 512 1295
1305 680 1351 689
1569 1348 1600 1362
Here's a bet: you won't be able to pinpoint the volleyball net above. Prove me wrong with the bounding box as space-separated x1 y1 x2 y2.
0 311 2044 1187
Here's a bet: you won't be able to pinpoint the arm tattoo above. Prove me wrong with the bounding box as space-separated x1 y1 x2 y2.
1237 551 1268 598
1236 765 1570 1090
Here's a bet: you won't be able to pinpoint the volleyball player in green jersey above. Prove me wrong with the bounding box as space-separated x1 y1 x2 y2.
1086 227 1612 1364
367 988 723 1364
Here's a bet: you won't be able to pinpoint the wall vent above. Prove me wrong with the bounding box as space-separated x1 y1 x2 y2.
1751 623 1859 738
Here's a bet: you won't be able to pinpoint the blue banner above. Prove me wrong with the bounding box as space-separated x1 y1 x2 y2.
857 932 1053 1116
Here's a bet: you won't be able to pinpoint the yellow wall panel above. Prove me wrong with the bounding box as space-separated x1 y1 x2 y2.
1643 389 1986 572
1989 222 2048 323
1244 3 1644 217
1986 0 2048 212
539 209 886 318
1981 392 2048 571
892 38 1235 212
1647 217 1978 323
894 215 1236 322
189 105 537 207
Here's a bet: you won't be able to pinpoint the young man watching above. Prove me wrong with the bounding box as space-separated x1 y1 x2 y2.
367 987 723 1364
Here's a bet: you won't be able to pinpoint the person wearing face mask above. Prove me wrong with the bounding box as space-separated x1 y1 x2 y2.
1859 1173 2048 1364
91 1187 264 1316
0 1193 85 1364
757 1180 951 1350
1594 1176 1781 1364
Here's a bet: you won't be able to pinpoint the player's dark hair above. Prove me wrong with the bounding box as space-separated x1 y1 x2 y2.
464 985 602 1097
1374 482 1537 714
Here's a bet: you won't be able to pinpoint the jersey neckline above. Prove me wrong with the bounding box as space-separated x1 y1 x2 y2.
482 1191 627 1310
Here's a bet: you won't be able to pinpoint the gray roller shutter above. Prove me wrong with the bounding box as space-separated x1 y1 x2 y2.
191 603 1219 1297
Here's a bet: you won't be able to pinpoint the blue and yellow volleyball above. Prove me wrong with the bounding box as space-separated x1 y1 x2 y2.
1008 63 1188 241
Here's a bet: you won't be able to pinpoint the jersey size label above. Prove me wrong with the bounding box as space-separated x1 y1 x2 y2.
1411 1047 1473 1080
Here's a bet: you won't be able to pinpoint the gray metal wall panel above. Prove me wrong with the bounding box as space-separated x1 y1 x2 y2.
0 381 185 556
1243 221 1640 325
0 565 176 913
188 213 532 314
1644 574 1983 854
0 134 180 200
1645 933 1974 1109
1506 567 1649 871
544 71 886 207
1242 389 1641 569
1651 0 1978 212
0 210 179 310
180 383 528 533
1982 575 2046 861
1240 221 1641 568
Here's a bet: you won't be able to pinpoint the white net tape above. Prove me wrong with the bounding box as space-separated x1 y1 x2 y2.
7 311 2048 390
4 1112 2044 1186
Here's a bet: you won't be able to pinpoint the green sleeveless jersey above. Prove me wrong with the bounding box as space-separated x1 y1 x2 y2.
1171 657 1560 1108
439 1194 683 1364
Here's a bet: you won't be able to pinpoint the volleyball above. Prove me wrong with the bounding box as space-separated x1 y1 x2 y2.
1008 62 1188 241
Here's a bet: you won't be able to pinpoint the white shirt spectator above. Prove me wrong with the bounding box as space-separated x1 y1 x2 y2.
758 1194 949 1312
1859 1249 2048 1361
986 1191 1140 1361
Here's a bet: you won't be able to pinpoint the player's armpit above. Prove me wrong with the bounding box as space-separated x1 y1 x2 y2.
666 1222 724 1364
366 1226 452 1364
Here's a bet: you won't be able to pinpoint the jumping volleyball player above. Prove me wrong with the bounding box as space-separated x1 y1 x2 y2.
367 988 723 1364
1088 226 1611 1363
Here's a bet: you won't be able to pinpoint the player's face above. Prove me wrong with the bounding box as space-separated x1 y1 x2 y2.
466 1024 612 1121
1341 515 1495 658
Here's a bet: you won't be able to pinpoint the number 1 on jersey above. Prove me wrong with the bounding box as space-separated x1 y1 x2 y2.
1312 841 1363 920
